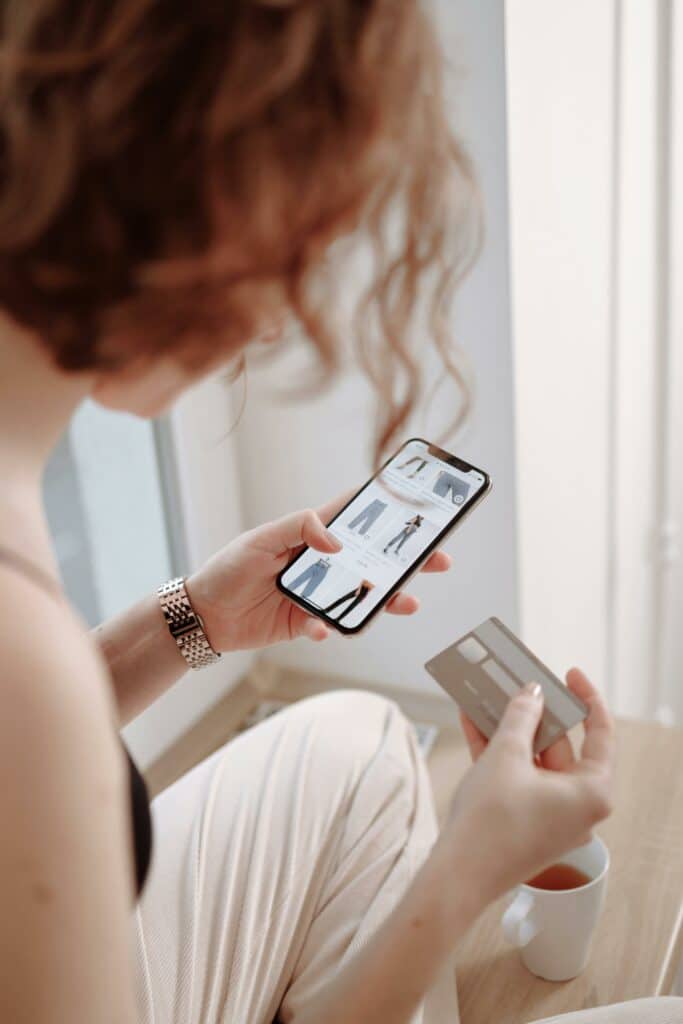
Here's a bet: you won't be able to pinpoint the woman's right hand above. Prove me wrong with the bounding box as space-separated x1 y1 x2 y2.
439 669 615 906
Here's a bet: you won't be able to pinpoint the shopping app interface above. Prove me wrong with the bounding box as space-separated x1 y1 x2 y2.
280 440 487 629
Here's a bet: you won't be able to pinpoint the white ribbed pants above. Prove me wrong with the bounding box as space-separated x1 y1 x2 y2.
132 690 683 1024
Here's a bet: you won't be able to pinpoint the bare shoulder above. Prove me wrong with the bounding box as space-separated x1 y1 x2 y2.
0 565 121 772
0 569 137 1019
0 565 111 701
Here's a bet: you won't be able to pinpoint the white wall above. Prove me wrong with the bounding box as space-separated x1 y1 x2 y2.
506 0 615 688
232 0 518 700
508 1 683 722
650 0 683 723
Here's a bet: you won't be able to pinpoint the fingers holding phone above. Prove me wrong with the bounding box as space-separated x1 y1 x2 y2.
277 438 490 635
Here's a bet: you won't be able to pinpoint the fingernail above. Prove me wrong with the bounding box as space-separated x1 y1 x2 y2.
523 682 542 700
326 530 342 550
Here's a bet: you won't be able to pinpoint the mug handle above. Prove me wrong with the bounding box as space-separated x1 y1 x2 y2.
502 889 540 947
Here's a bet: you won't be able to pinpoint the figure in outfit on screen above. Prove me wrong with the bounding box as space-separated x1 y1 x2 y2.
323 580 375 624
383 515 423 556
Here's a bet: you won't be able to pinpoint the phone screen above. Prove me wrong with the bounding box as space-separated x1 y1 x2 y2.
278 438 490 633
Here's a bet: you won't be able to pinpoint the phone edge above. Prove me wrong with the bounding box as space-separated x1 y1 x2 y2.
276 469 493 636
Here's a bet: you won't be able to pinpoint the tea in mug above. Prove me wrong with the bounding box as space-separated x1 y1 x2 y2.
526 863 592 891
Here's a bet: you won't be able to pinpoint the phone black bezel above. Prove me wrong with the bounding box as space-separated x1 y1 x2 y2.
275 437 492 636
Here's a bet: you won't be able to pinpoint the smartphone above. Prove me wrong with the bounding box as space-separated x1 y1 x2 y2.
276 438 492 635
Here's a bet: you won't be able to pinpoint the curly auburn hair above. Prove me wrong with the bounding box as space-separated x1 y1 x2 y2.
0 0 480 458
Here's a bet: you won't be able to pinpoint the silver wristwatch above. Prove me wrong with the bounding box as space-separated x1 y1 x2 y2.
157 577 221 670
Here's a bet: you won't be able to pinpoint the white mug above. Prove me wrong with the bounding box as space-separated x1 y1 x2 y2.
501 836 609 981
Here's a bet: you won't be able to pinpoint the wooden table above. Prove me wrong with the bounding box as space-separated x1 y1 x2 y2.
455 718 683 1024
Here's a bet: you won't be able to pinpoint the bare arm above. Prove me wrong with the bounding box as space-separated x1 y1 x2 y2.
94 502 454 726
93 592 187 725
0 576 137 1022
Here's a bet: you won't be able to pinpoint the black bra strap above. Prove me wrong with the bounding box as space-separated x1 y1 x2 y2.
0 546 62 601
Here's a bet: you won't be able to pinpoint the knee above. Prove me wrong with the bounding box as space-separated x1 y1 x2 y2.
282 689 437 853
287 689 415 779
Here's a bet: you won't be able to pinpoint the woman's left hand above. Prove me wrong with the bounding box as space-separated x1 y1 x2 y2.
185 494 452 651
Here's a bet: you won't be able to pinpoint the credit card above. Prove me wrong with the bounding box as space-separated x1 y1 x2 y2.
424 617 589 754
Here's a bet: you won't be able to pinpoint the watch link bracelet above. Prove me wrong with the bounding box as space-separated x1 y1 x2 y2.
157 577 221 670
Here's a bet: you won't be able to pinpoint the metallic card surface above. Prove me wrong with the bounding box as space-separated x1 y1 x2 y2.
424 617 589 754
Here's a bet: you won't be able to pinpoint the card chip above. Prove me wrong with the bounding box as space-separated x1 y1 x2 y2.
457 636 488 664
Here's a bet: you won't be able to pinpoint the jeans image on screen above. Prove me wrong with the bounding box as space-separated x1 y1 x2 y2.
433 471 470 505
396 456 428 478
347 499 387 535
324 582 373 624
288 559 330 599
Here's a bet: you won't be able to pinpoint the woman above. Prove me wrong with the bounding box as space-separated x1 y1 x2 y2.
384 514 424 555
0 3 680 1022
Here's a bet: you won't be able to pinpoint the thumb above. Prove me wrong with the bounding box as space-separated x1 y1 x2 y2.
264 509 343 556
493 682 544 752
289 605 330 642
301 616 330 642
